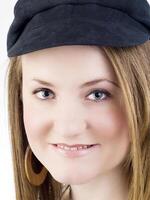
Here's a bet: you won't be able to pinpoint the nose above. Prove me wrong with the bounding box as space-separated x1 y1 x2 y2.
52 105 88 139
56 119 87 138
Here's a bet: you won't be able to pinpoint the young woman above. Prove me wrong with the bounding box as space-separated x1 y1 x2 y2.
6 1 150 200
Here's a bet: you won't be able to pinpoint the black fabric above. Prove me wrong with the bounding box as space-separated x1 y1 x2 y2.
7 0 150 57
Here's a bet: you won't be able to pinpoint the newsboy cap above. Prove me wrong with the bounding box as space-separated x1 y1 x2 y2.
7 0 150 57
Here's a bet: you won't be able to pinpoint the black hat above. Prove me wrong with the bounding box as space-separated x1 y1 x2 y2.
7 0 150 57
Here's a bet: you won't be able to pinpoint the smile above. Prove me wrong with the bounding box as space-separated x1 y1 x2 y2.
50 143 100 158
54 144 95 151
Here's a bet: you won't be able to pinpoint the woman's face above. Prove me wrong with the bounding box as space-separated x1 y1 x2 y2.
22 45 130 185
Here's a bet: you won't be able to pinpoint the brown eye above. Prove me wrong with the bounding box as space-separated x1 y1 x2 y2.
87 89 111 102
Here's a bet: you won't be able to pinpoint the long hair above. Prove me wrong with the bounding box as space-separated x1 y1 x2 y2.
7 42 150 200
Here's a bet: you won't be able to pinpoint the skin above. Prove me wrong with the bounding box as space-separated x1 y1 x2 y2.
22 45 130 200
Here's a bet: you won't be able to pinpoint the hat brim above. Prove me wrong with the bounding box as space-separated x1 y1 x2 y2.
8 4 149 57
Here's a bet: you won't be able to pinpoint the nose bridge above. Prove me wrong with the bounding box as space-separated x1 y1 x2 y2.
53 100 88 136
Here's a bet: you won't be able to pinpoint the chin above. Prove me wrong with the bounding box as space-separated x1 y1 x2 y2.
51 172 94 185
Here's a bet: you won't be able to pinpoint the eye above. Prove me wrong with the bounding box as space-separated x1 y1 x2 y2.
87 89 112 102
33 88 54 100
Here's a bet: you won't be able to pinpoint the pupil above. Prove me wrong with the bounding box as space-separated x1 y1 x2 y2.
95 91 102 98
43 90 49 97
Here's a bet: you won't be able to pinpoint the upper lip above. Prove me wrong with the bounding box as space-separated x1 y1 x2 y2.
52 143 98 147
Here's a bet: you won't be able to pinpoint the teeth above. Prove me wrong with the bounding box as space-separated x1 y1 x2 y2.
57 145 64 149
70 147 78 151
83 145 88 149
57 145 90 151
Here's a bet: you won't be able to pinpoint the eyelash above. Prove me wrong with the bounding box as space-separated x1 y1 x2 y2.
32 88 112 102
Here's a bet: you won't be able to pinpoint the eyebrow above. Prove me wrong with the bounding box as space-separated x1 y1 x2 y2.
32 78 120 88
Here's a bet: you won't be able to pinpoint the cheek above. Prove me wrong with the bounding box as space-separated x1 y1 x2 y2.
23 101 51 143
89 102 129 142
88 103 130 168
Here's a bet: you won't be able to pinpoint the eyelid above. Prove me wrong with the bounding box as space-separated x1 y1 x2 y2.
86 88 111 95
32 87 53 94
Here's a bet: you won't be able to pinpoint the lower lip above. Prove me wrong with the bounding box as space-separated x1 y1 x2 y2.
50 144 100 158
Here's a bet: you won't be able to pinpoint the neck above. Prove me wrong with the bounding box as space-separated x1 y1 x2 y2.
70 167 128 200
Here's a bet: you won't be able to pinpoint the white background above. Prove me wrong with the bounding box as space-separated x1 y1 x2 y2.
0 1 150 199
0 1 17 199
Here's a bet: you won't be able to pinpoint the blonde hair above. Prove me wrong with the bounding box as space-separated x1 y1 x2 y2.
7 42 150 200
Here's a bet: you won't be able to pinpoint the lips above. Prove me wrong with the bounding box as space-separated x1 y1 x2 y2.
53 143 95 147
52 143 98 151
50 143 100 158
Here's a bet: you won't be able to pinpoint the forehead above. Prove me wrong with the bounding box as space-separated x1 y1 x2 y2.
21 45 116 80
